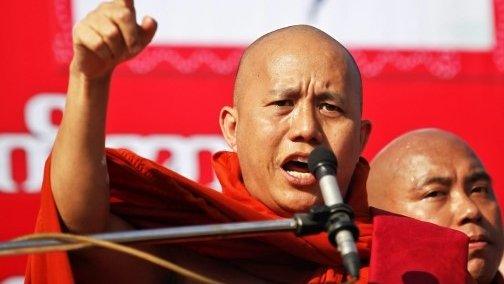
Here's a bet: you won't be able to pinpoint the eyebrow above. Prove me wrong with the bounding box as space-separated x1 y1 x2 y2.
317 92 345 103
269 86 300 97
417 171 492 189
418 176 453 188
269 88 344 102
464 171 492 186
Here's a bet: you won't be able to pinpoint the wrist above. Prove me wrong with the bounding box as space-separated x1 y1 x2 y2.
69 61 113 85
67 65 112 103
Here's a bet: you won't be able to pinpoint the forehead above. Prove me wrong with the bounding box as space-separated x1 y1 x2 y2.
398 145 485 186
250 50 354 106
234 31 362 110
266 50 347 84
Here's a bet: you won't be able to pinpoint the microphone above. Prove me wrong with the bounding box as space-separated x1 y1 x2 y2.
308 146 360 279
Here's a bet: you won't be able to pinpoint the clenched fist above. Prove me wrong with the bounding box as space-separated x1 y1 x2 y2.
71 0 157 79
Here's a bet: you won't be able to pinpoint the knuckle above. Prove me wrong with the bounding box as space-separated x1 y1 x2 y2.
88 41 102 52
72 23 89 43
103 26 120 40
86 35 105 51
115 8 133 22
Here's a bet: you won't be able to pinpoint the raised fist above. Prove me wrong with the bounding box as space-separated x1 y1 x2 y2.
70 0 157 79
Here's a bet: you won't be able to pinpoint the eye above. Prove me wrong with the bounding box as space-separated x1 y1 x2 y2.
423 190 447 200
471 186 489 195
273 100 294 107
318 103 343 113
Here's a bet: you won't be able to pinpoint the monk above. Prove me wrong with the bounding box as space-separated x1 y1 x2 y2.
367 128 504 284
29 0 373 282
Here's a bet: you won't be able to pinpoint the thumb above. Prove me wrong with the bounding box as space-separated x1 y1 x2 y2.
138 16 157 47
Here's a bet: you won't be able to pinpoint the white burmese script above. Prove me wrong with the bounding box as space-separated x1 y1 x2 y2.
0 94 228 193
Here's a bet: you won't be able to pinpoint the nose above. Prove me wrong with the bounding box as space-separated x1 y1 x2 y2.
287 102 323 144
454 193 482 226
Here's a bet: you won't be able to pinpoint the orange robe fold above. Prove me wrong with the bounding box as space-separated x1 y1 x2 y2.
25 149 373 283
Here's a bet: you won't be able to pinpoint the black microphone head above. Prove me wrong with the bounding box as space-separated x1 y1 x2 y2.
308 146 338 175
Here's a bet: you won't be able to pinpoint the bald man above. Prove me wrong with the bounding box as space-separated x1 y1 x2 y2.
28 0 373 283
367 129 504 284
220 23 368 216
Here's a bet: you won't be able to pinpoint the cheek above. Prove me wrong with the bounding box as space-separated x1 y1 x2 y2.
250 116 287 156
481 203 504 246
325 121 361 154
236 113 285 169
403 202 450 226
239 113 274 144
324 122 361 180
482 203 503 229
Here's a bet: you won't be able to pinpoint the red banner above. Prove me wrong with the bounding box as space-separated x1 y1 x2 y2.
1 0 503 281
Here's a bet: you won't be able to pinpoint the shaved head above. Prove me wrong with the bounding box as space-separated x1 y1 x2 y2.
367 128 503 283
233 25 362 113
367 128 476 209
220 24 371 216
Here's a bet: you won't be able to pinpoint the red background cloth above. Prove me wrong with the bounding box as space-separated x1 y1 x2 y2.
369 214 471 284
1 0 504 281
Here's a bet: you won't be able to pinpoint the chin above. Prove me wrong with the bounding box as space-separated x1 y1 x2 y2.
468 258 495 284
274 193 320 216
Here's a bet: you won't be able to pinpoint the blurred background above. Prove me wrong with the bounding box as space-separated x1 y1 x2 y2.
1 0 503 282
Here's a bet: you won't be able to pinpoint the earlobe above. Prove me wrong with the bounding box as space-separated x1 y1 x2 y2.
219 106 238 152
360 119 372 152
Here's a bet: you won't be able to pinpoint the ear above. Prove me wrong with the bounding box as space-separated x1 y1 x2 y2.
219 106 239 152
359 119 372 152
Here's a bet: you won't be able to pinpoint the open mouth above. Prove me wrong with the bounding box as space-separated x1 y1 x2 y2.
281 157 316 186
283 160 310 175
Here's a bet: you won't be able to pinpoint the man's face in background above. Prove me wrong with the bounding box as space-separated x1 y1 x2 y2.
367 130 504 283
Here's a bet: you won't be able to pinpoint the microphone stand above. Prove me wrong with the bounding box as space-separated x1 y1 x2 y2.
0 219 298 252
0 205 357 259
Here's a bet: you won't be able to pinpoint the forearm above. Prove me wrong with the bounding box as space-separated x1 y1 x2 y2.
50 69 112 233
48 0 156 234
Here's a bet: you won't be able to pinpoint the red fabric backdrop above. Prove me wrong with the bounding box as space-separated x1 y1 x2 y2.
1 0 503 281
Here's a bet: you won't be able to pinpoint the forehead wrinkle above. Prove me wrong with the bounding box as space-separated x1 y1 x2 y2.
269 86 300 97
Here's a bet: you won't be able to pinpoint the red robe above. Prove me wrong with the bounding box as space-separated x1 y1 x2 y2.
25 149 372 283
25 149 474 283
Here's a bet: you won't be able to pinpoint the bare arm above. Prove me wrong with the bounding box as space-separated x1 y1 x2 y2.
48 1 170 282
51 72 111 233
50 0 157 234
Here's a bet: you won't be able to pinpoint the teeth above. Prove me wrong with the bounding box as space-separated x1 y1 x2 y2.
293 157 308 163
286 170 312 178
